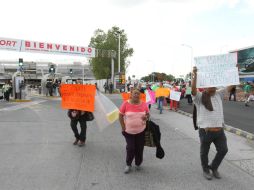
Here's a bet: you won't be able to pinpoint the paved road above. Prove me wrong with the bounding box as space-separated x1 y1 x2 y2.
0 95 254 190
178 98 254 134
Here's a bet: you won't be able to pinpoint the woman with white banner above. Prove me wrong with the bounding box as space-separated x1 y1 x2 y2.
169 83 180 111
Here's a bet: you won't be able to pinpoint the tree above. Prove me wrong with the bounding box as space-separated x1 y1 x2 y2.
89 26 134 79
140 72 175 82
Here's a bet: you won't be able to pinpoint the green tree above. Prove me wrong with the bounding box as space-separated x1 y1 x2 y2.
141 72 175 82
89 26 134 79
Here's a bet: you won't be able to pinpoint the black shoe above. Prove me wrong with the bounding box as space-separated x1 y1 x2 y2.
73 139 79 145
203 170 212 180
212 169 221 179
78 140 85 147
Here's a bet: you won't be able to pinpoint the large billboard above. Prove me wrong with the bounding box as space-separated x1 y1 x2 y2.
237 47 254 75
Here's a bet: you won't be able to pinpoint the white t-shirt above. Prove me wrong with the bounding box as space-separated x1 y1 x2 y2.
192 89 225 128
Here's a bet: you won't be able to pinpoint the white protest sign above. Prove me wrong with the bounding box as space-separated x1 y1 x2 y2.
195 53 239 88
170 91 181 101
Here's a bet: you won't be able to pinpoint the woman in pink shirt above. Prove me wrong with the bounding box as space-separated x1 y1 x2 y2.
119 88 150 174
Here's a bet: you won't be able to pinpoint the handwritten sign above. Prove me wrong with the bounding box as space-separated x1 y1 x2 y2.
60 84 96 112
170 91 181 101
195 53 239 88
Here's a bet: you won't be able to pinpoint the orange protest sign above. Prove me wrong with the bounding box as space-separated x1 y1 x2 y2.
60 84 96 112
121 92 130 101
155 88 170 97
121 92 146 102
140 93 146 102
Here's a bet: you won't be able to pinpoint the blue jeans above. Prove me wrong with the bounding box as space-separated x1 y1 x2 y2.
157 98 163 114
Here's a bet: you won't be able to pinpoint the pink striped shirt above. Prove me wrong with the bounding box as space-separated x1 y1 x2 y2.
119 101 149 134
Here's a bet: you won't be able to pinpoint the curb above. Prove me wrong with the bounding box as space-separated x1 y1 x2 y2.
176 109 254 141
10 99 32 102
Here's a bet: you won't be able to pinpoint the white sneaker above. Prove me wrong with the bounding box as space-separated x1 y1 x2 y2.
124 166 131 174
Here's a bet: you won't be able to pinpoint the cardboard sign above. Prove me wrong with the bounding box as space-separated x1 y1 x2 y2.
60 84 96 112
145 89 156 104
121 92 130 102
195 53 239 88
170 91 181 101
155 88 170 97
121 92 146 102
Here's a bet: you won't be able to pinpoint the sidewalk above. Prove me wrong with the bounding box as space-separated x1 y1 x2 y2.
0 97 254 190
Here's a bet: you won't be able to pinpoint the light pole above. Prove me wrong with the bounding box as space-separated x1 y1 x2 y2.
117 31 121 73
181 44 193 79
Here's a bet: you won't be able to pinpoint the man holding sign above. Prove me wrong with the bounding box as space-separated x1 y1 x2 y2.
192 53 239 180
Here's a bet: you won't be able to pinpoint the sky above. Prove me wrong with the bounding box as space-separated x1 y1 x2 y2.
1 0 254 79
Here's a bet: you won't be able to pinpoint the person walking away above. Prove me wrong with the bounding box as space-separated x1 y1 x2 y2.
119 88 150 174
157 82 164 114
192 66 234 180
67 109 87 147
229 85 236 101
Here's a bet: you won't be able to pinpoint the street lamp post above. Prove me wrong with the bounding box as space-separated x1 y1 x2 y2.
117 31 121 73
181 44 193 79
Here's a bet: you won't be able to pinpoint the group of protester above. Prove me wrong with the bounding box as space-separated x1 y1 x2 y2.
66 65 243 180
103 82 114 94
116 66 233 179
46 79 61 96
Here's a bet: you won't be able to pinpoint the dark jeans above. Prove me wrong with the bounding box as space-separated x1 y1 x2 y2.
199 128 228 171
186 94 192 104
229 92 236 101
4 92 10 101
122 131 145 166
158 98 164 114
70 117 87 141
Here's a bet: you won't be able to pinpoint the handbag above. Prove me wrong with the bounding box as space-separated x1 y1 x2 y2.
84 111 94 121
144 121 156 147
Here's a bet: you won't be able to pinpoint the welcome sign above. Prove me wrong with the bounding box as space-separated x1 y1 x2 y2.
0 37 95 58
194 53 240 88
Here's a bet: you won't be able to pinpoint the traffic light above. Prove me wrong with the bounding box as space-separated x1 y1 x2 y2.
121 74 125 84
49 65 55 74
70 69 73 74
19 58 23 67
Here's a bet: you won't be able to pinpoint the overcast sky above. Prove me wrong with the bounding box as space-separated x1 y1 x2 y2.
1 0 254 78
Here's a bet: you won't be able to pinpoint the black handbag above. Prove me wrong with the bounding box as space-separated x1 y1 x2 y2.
84 111 94 121
144 121 156 147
